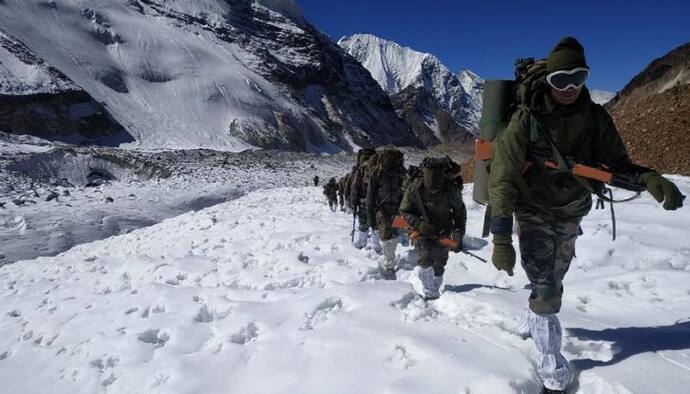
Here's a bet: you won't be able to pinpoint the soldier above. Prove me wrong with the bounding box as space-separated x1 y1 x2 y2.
350 148 377 249
313 175 319 187
399 157 467 300
323 177 338 212
366 149 406 273
343 172 353 213
488 37 684 394
337 176 347 211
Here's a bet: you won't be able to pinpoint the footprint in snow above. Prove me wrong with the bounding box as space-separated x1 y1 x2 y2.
230 322 259 345
137 328 170 348
300 297 345 331
389 343 416 370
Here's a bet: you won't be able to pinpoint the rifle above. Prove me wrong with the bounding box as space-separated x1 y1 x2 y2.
392 216 487 263
525 148 646 193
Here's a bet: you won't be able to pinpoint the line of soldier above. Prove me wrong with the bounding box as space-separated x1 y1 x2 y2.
321 147 468 300
315 36 686 394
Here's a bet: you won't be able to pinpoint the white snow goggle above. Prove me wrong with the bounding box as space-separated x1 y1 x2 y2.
546 67 590 91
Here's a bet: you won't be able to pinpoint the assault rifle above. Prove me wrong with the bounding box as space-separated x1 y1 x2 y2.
525 148 646 193
392 216 487 263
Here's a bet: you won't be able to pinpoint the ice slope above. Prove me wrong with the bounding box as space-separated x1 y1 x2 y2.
0 31 80 95
339 33 483 136
0 1 414 152
1 179 689 393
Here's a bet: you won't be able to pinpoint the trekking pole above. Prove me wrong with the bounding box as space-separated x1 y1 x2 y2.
461 250 487 263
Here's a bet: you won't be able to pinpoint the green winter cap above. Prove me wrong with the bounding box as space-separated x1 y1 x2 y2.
546 36 589 73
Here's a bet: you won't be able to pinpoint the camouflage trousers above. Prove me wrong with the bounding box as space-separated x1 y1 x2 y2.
356 201 369 232
375 212 399 241
517 211 581 315
414 238 449 276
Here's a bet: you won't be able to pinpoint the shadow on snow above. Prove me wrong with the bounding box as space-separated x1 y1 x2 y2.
567 319 690 371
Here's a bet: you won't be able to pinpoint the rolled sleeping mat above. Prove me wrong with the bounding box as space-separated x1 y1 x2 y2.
473 79 515 204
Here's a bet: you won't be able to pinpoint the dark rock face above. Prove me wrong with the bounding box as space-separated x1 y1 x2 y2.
0 91 132 145
0 30 132 145
391 86 472 146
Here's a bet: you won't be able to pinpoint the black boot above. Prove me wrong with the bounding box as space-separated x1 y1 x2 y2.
542 387 565 394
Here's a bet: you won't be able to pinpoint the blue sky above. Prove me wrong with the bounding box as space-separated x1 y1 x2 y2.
298 0 690 92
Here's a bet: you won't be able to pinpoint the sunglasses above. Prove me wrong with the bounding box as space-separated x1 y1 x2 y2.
546 67 590 91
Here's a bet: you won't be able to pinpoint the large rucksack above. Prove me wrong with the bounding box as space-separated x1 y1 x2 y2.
473 58 547 205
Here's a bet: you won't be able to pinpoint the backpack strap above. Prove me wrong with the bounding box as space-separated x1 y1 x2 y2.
530 113 640 204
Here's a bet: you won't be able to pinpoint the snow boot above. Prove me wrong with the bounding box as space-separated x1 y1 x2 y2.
353 230 368 249
542 387 565 394
529 310 571 392
410 266 439 300
433 275 444 295
382 238 398 270
370 230 383 254
518 306 531 339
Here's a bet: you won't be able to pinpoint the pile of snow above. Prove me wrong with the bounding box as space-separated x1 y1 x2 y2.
1 178 689 393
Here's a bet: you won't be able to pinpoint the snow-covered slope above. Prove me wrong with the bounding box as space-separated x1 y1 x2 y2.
0 30 80 95
339 33 483 142
590 89 615 105
0 1 418 152
1 179 689 393
0 29 130 144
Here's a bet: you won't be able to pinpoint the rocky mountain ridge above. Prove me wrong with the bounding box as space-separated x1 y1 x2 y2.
608 42 690 176
338 33 483 145
0 0 421 152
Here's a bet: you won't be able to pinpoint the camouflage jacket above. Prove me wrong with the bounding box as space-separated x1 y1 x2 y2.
366 165 406 228
489 89 652 219
350 163 370 207
400 178 467 236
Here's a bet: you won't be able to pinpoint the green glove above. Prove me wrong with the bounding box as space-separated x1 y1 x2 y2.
492 234 515 276
640 172 685 210
417 220 437 237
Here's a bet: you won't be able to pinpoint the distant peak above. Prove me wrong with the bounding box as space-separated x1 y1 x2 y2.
254 0 304 22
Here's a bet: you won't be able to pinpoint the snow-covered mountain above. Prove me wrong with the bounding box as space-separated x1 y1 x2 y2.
590 89 615 105
0 30 130 144
338 34 483 144
0 0 420 152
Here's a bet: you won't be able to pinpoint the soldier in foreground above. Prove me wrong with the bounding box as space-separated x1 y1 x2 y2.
400 157 466 300
488 37 684 393
366 149 406 274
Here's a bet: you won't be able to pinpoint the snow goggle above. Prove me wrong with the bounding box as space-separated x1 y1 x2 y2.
546 67 590 91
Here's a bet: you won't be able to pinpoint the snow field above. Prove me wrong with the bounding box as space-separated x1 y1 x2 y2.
1 178 689 393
